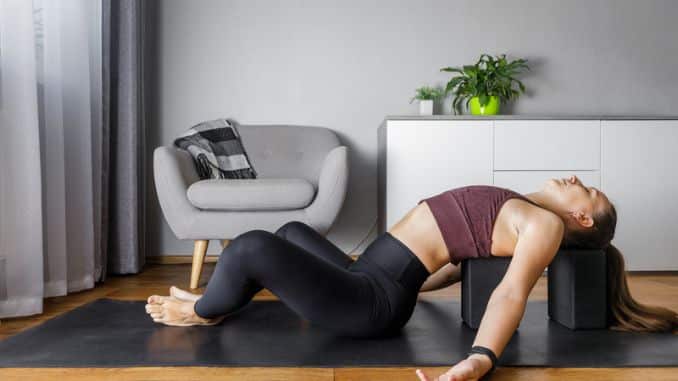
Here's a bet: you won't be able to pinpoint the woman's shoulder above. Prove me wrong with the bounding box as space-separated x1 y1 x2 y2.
512 200 564 237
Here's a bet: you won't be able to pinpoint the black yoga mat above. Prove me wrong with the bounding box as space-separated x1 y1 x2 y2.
0 298 676 368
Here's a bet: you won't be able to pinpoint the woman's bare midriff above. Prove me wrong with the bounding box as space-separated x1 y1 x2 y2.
387 200 522 275
387 202 452 274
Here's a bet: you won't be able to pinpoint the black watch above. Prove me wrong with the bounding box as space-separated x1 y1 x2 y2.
466 345 497 374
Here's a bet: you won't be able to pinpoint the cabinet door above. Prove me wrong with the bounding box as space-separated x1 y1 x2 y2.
494 120 600 170
601 120 678 270
494 170 600 194
384 120 493 230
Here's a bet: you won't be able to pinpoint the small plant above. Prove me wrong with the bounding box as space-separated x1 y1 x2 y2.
441 54 529 115
409 86 444 104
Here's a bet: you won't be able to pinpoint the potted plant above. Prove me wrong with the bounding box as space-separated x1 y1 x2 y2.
410 86 443 115
441 54 529 115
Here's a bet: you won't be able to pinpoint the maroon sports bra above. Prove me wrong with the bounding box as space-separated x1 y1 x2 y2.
417 185 539 265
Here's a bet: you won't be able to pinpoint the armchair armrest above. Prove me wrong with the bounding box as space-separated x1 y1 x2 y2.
304 146 349 235
153 146 201 239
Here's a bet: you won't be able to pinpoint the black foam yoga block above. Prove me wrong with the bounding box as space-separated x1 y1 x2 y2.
547 248 608 329
461 256 513 329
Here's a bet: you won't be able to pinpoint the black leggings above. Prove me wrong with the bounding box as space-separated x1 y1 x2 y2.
193 221 431 337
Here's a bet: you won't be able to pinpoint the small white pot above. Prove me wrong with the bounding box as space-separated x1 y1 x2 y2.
419 99 433 115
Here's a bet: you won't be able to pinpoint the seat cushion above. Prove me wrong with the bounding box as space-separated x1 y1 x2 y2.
186 178 315 211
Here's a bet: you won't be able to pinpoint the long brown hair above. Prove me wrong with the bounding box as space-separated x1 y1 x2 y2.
561 201 678 333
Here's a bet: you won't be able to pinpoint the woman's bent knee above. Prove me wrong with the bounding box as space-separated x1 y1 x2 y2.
219 230 275 265
232 229 276 249
274 220 307 237
231 230 285 258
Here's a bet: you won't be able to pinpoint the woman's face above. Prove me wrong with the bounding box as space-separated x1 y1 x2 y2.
543 175 610 229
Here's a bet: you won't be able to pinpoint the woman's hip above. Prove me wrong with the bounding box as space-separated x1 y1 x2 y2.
347 232 430 335
352 232 430 295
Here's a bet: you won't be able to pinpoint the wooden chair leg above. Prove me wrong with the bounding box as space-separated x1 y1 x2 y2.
190 240 209 289
220 239 230 249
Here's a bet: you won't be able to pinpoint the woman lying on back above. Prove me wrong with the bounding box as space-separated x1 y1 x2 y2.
146 175 677 381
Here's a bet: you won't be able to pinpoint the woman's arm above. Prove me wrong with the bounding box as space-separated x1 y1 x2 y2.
472 215 564 355
419 262 460 292
417 213 564 381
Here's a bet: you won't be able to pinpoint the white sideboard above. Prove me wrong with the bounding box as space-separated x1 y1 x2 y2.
377 117 678 271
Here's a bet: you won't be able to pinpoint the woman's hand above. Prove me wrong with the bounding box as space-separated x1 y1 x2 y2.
419 263 461 292
415 354 493 381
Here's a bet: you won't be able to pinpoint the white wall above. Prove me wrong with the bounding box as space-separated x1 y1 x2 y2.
146 0 678 256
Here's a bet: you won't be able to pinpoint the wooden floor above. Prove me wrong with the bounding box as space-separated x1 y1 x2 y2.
1 263 677 380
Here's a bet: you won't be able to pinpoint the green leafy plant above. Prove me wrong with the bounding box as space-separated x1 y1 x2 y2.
441 54 529 114
409 86 444 103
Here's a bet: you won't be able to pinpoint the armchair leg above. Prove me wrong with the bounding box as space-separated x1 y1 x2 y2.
190 240 209 289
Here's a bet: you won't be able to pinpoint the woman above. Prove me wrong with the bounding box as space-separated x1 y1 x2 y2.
146 175 677 381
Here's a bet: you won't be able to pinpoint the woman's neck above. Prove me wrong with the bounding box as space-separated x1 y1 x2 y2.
523 191 550 210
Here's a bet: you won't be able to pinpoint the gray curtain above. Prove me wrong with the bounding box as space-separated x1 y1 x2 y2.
0 0 102 318
102 0 148 275
0 0 147 318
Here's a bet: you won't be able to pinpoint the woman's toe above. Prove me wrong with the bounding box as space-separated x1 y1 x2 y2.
151 295 174 305
170 286 201 302
146 304 162 314
170 286 188 300
150 312 163 319
172 286 185 297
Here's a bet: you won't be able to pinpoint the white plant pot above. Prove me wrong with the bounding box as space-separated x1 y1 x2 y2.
419 100 433 115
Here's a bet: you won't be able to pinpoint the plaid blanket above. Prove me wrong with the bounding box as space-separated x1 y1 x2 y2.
173 118 258 180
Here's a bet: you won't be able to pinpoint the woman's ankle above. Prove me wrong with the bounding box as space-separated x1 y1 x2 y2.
189 301 214 323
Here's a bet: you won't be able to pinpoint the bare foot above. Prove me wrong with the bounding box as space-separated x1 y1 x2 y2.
169 286 201 302
146 287 224 327
145 286 199 305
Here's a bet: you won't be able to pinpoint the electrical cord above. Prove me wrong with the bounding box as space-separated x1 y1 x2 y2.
345 216 378 255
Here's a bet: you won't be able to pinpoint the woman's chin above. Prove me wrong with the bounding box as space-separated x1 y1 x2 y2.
541 179 557 192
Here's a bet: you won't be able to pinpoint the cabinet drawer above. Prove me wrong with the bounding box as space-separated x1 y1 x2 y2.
494 170 600 195
494 120 600 170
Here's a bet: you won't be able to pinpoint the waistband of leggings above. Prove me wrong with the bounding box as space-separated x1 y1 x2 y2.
359 232 431 292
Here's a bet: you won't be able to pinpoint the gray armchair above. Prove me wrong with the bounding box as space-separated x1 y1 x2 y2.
153 124 348 288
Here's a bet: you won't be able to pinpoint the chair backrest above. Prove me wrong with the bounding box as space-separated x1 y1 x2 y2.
237 124 341 188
